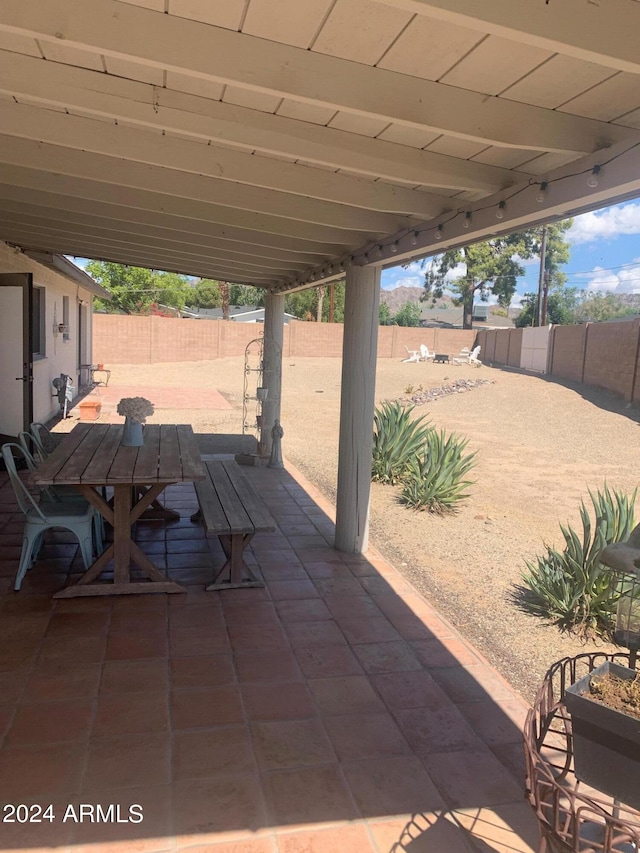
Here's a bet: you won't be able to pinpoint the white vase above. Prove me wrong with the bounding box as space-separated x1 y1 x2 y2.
122 417 144 446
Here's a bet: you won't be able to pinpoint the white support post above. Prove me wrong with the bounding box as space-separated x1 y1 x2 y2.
260 292 284 457
335 265 380 553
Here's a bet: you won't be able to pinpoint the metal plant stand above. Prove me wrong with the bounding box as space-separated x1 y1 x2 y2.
242 335 264 445
524 652 640 853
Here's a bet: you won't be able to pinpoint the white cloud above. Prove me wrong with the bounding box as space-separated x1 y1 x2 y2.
585 263 640 293
389 275 423 289
441 262 467 282
567 203 640 244
404 261 423 274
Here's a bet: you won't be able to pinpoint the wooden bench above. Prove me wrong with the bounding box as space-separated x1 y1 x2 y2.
192 459 277 590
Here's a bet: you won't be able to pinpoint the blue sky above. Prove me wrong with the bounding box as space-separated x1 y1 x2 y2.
381 200 640 306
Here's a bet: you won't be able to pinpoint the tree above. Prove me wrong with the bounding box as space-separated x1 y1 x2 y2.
379 302 393 325
421 221 572 329
229 285 264 307
516 288 582 327
87 261 191 314
316 285 326 323
220 281 230 321
394 302 422 327
191 279 221 309
284 282 346 321
576 292 638 323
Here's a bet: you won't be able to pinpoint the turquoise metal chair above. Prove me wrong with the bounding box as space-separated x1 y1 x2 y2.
2 443 97 591
15 436 104 555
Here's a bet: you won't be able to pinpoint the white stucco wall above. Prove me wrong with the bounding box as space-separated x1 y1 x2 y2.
0 242 94 427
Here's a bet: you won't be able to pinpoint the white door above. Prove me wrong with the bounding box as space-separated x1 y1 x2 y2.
0 273 33 440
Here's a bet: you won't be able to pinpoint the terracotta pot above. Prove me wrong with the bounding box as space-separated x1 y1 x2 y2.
78 400 102 421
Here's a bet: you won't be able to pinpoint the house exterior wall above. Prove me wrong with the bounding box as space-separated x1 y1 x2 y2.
0 242 95 427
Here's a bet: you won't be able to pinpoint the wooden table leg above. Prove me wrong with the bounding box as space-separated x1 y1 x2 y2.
54 482 186 598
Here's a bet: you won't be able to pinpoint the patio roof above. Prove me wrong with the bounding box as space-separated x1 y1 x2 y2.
0 1 639 290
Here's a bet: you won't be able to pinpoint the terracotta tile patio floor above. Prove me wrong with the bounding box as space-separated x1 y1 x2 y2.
0 455 539 853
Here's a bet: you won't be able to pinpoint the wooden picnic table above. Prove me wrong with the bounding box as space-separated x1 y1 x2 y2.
35 423 205 598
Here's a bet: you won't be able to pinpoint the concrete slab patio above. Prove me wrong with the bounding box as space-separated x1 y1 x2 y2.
0 454 538 853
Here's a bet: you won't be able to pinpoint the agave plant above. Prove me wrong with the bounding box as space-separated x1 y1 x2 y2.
521 485 637 637
371 401 432 485
399 429 477 513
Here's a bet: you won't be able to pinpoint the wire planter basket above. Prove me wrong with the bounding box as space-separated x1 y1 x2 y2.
524 651 640 853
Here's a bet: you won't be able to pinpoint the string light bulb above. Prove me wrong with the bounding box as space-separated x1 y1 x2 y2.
536 181 548 203
435 225 443 241
587 165 601 188
463 212 472 229
410 231 418 246
496 201 506 220
391 241 399 254
376 245 383 259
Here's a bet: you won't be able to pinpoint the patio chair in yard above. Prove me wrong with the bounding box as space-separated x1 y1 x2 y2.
402 345 421 363
2 443 98 590
453 345 481 366
420 344 435 361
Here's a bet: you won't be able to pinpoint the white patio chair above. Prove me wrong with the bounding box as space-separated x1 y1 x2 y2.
468 345 482 367
402 345 421 363
2 443 96 590
453 345 481 365
419 344 435 361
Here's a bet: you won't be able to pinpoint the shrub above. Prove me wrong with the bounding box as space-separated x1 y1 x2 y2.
399 429 477 514
371 401 432 485
520 485 637 637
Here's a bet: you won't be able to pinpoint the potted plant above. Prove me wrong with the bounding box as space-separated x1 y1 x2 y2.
565 661 640 809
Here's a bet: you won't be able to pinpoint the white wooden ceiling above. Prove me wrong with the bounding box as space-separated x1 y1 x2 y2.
1 0 640 289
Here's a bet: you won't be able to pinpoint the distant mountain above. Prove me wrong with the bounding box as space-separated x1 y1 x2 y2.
614 293 640 310
380 286 456 314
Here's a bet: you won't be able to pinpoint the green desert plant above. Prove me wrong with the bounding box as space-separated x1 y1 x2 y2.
521 485 637 637
399 429 477 513
371 401 432 485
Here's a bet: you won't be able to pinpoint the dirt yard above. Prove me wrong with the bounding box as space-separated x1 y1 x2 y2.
68 356 640 701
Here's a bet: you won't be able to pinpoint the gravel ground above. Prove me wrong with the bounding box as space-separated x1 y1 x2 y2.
62 356 640 702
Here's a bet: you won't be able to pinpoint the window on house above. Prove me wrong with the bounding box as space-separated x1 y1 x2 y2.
62 295 70 340
32 286 45 357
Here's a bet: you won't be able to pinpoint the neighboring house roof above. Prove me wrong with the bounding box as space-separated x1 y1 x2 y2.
419 306 514 329
23 251 112 300
182 306 295 323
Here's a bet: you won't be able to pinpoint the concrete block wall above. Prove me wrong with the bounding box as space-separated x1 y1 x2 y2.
493 330 510 364
548 324 588 383
507 328 523 367
582 319 639 400
93 315 476 363
476 329 497 364
288 319 343 358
